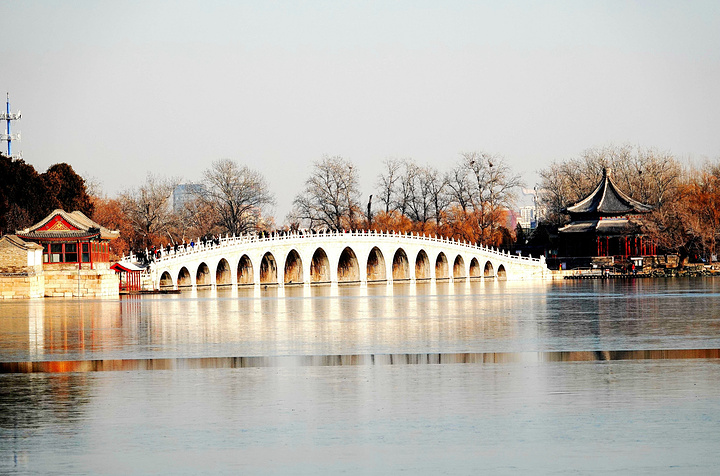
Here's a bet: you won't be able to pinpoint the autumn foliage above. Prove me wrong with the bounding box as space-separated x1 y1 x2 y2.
645 162 720 262
90 196 134 259
370 206 514 248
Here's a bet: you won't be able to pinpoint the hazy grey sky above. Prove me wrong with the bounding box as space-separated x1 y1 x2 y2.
2 0 719 220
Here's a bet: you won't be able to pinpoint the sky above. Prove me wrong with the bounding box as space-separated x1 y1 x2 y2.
2 0 719 221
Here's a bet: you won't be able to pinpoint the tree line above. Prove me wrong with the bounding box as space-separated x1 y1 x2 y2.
56 153 526 258
2 145 720 263
288 153 523 248
92 153 526 258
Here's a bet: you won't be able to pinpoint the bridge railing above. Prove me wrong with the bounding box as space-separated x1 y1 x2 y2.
120 229 544 267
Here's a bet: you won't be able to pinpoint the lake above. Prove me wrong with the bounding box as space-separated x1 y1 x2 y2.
1 278 719 474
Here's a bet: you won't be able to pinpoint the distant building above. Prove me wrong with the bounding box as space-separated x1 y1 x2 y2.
173 183 204 212
518 206 536 229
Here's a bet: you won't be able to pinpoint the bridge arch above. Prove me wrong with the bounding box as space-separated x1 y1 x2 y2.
435 252 449 280
196 262 211 286
453 255 466 278
284 249 303 285
484 260 494 278
216 258 232 286
178 266 191 287
415 249 431 280
160 271 174 289
337 247 360 283
392 248 410 280
260 252 278 284
366 246 386 281
497 264 507 279
469 258 481 278
237 254 254 285
310 247 331 283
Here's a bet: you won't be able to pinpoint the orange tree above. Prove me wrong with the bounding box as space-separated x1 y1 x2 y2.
680 162 720 262
91 196 133 260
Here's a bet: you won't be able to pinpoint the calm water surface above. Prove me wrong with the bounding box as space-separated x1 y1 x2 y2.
1 278 720 474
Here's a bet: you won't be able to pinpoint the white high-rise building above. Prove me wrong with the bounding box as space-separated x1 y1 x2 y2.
518 206 536 229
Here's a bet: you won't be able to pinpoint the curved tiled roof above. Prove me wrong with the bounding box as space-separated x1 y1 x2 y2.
558 218 644 236
16 230 101 240
564 168 653 218
16 209 120 240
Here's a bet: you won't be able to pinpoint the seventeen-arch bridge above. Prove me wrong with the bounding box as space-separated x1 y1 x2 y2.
122 230 549 290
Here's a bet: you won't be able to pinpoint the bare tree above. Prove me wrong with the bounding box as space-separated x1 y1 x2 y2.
376 158 449 225
175 196 223 241
447 152 523 241
392 159 418 217
403 161 429 223
536 160 593 225
119 173 179 248
290 156 362 229
376 158 403 214
445 165 473 213
405 164 449 225
425 165 450 225
198 159 275 236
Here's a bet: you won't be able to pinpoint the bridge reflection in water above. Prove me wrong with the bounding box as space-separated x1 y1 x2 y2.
121 229 548 290
4 349 719 373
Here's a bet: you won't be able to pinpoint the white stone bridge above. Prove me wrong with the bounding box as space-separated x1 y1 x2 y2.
122 230 549 290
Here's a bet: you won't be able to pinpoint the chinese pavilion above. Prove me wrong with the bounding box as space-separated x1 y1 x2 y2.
16 209 119 268
558 168 655 258
109 261 145 292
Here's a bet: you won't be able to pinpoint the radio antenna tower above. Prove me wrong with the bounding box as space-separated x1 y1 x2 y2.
1 93 22 158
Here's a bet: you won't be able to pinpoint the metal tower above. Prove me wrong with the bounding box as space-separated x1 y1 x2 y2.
0 93 21 158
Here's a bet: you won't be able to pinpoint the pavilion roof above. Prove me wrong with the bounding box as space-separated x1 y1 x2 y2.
110 262 146 273
16 209 120 241
558 218 644 236
564 168 653 218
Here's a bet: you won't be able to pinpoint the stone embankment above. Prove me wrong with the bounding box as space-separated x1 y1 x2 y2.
564 265 720 280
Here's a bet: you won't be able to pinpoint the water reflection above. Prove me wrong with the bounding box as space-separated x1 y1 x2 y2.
1 279 720 363
2 349 719 373
2 279 720 474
